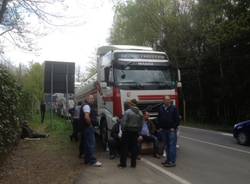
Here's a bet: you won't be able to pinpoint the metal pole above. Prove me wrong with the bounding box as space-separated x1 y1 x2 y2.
50 63 54 127
65 64 69 122
183 100 186 123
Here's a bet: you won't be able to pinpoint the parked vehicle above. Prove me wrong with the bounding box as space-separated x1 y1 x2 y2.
75 45 181 148
233 120 250 145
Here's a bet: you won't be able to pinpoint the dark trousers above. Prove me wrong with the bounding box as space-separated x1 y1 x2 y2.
120 131 138 167
41 110 45 123
84 127 97 164
138 135 159 155
79 129 85 156
71 119 79 141
108 138 121 156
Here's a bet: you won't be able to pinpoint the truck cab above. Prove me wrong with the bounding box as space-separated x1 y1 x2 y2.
96 45 180 148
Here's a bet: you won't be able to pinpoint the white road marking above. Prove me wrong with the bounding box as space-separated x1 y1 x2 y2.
180 135 250 155
220 133 233 137
142 158 192 184
180 126 232 136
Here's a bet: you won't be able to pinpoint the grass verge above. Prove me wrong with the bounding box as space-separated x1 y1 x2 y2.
30 113 73 151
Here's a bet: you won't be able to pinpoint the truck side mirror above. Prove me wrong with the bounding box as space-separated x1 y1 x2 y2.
177 82 182 88
177 69 181 82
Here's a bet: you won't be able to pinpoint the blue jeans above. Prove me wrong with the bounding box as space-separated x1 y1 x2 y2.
162 130 177 164
84 127 97 164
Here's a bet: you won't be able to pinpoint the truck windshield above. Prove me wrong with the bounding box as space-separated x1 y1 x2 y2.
114 65 175 90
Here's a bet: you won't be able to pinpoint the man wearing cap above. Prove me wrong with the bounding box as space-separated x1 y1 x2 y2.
158 95 180 167
118 99 143 168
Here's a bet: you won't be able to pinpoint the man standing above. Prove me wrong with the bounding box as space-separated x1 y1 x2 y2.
158 95 179 167
138 111 160 159
118 99 143 168
40 101 46 124
82 95 102 167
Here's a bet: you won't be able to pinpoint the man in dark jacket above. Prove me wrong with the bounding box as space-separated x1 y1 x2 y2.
118 99 143 168
40 101 46 124
158 95 179 167
108 120 122 159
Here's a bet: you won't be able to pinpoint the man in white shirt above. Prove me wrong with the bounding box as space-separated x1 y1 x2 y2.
83 95 102 167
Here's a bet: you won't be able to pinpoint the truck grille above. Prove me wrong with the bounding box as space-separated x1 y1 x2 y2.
137 102 161 112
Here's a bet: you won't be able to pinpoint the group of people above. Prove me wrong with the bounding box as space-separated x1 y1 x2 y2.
110 96 179 168
69 94 180 168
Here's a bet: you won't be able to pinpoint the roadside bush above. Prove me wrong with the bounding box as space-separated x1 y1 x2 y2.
0 66 20 159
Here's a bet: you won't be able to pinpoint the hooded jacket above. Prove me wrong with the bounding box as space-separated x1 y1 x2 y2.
122 106 143 132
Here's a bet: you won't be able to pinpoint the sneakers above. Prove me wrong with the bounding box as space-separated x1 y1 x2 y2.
154 154 161 159
109 155 116 160
91 161 102 167
162 150 166 157
161 161 167 165
117 164 126 168
162 162 176 167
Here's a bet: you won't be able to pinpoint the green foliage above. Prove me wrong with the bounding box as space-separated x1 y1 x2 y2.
110 0 250 124
22 63 44 103
0 63 44 158
0 65 20 157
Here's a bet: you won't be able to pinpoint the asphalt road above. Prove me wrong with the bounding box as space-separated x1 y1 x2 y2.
75 126 250 184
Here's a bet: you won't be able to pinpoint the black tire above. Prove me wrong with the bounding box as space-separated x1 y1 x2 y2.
100 119 108 151
237 132 249 145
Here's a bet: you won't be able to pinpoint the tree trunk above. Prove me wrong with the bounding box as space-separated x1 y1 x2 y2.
0 0 9 24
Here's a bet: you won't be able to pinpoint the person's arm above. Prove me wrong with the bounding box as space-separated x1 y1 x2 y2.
174 107 180 128
111 123 119 139
149 120 157 134
121 110 128 127
84 112 91 125
138 112 143 134
83 105 91 126
156 106 162 130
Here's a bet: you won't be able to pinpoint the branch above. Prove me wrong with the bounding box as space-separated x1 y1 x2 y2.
19 0 68 26
0 27 14 36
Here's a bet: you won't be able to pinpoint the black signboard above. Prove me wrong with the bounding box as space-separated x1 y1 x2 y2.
44 61 75 93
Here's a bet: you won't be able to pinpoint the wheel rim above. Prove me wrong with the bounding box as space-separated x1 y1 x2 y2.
238 133 247 144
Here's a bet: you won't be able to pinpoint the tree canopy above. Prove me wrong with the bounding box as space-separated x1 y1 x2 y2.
110 0 250 124
0 0 66 56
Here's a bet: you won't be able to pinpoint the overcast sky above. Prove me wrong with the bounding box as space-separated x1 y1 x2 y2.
3 0 114 73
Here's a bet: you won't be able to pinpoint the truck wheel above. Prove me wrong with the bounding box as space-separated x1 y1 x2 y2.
237 132 248 145
100 119 108 151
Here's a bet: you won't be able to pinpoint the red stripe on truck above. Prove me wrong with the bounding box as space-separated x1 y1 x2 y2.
138 95 165 101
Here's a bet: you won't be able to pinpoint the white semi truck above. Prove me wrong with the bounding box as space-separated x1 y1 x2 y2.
75 45 181 148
